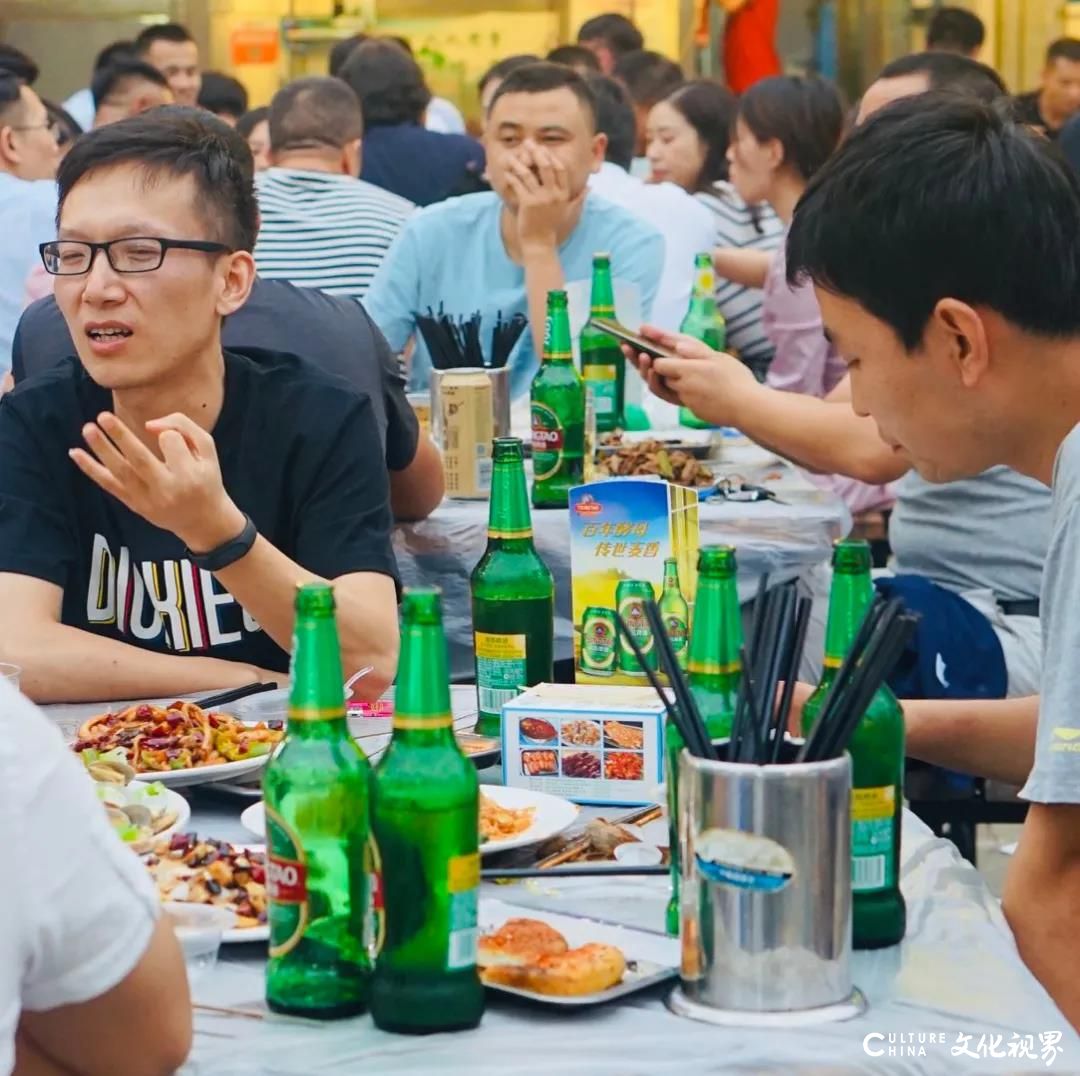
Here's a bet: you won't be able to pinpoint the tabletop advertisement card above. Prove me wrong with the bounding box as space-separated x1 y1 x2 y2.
567 478 700 687
501 683 667 805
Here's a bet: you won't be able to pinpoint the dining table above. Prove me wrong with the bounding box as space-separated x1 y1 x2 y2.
44 688 1078 1076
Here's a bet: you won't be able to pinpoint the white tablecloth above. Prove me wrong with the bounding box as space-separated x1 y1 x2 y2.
181 798 1075 1076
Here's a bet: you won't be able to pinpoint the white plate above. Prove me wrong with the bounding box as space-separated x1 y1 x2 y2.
241 786 578 857
479 898 679 1006
135 753 271 789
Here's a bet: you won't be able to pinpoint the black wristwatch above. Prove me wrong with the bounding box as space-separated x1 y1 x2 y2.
185 513 258 571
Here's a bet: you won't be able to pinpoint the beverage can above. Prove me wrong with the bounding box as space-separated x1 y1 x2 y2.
436 371 494 500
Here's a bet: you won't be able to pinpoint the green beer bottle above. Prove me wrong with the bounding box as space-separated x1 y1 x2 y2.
371 587 485 1033
579 253 625 432
679 253 726 430
801 539 906 950
470 437 555 736
264 583 374 1018
531 290 585 509
665 545 743 935
658 557 690 671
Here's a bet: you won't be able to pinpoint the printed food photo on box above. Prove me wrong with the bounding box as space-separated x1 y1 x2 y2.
503 684 667 806
569 479 700 687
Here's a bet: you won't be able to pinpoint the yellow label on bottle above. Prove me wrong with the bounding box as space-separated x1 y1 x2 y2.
448 851 480 893
392 712 453 730
582 364 617 381
476 632 527 661
823 656 843 670
288 705 346 721
488 527 533 540
695 267 715 292
688 660 740 676
851 785 894 822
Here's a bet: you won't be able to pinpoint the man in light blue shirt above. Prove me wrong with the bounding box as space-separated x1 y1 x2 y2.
0 74 58 374
365 62 664 398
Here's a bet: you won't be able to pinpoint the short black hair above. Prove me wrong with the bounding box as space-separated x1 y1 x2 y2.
93 40 136 73
198 72 248 120
738 75 844 182
877 51 1006 102
91 60 169 111
614 49 684 109
134 23 196 54
478 54 540 95
0 43 38 85
0 73 23 119
665 79 738 189
926 7 985 54
236 105 269 140
56 105 257 252
546 45 601 73
338 39 431 128
44 100 83 147
577 13 644 57
269 76 362 151
328 32 368 78
787 94 1080 350
586 73 635 169
487 62 597 129
1046 38 1080 66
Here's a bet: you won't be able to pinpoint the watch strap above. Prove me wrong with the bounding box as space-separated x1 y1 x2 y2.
185 513 258 572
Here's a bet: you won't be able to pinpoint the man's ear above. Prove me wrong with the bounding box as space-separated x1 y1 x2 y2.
932 298 990 388
216 250 256 318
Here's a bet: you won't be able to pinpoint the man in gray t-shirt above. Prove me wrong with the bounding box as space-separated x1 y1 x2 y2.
783 97 1080 1028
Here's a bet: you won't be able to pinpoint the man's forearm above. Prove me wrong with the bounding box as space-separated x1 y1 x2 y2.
3 624 262 704
391 435 445 522
713 248 770 289
523 245 565 357
214 538 397 700
734 380 909 483
904 695 1038 785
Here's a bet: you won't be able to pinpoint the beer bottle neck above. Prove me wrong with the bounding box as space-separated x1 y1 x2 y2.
589 264 615 316
821 569 875 675
662 563 679 592
393 616 454 743
487 453 535 549
288 613 348 736
688 573 742 688
543 303 573 365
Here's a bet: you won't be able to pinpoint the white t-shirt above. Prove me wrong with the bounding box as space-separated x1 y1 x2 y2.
0 683 159 1074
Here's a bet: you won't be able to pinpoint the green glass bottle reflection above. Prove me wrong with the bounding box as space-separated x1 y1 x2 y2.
801 539 906 950
531 290 585 508
579 253 625 432
679 253 726 430
264 583 374 1018
665 545 743 935
470 438 555 737
371 588 485 1033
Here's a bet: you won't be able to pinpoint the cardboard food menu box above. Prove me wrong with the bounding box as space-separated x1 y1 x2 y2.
501 684 667 806
568 478 700 686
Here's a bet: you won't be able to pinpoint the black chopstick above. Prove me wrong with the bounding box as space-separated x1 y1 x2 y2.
482 864 669 880
749 584 794 763
770 594 812 763
644 600 717 760
195 682 277 710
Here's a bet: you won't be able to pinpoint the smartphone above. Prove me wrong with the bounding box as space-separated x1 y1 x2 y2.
588 317 675 360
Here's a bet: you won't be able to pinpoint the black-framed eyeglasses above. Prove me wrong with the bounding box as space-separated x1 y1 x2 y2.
39 237 232 276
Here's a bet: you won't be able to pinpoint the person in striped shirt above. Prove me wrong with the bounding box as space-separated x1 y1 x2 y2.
252 76 413 299
645 79 782 379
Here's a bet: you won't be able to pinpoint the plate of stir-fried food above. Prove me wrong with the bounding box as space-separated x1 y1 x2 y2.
73 700 284 787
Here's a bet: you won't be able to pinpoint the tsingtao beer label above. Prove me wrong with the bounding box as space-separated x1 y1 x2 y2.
266 806 310 958
531 402 565 481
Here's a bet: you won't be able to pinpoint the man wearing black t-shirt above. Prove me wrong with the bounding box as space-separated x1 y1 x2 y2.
1013 37 1080 140
0 107 400 703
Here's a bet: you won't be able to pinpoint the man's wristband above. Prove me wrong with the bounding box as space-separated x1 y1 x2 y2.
185 513 258 572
